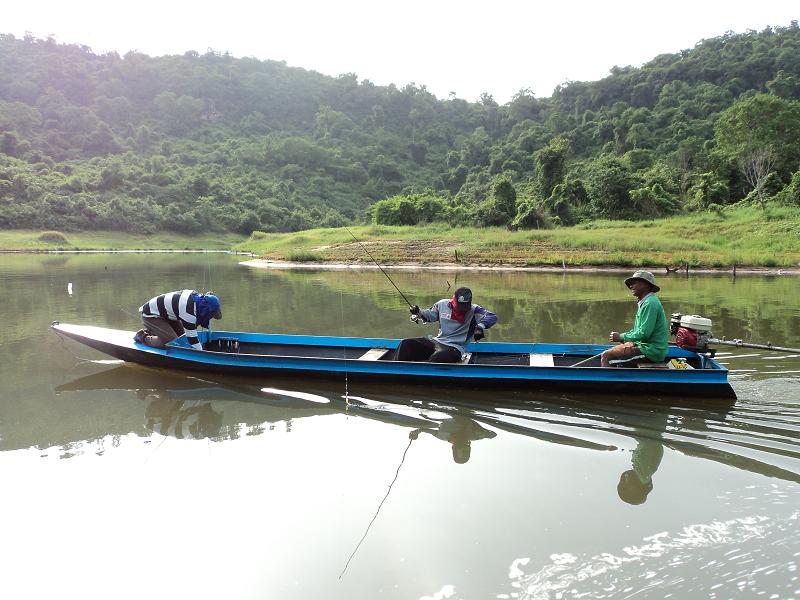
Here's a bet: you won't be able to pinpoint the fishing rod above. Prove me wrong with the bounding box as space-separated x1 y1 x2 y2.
345 227 415 310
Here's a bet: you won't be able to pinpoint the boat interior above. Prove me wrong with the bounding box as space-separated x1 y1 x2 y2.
202 338 706 369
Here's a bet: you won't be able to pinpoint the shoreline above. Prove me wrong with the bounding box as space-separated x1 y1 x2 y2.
0 250 795 275
240 259 800 276
0 249 255 255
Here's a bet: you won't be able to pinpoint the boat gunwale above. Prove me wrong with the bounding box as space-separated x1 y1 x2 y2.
52 322 730 375
51 323 736 398
195 329 728 373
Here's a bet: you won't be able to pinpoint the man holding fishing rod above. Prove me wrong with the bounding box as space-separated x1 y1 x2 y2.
343 229 497 364
396 287 497 363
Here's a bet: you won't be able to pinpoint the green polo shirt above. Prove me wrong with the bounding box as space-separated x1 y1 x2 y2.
620 293 668 362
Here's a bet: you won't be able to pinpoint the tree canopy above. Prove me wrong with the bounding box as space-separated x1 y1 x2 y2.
1 23 800 234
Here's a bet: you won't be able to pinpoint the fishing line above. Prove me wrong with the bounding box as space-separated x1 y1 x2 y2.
119 306 139 323
345 226 414 309
338 436 414 579
340 279 349 405
205 251 214 292
55 333 123 365
143 433 170 464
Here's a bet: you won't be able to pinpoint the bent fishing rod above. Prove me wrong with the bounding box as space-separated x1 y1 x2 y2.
345 227 415 309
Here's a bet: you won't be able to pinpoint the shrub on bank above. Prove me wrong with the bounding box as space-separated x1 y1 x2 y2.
37 231 70 244
286 250 323 262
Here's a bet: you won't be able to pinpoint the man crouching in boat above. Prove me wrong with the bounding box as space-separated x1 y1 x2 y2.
133 290 222 350
396 287 497 363
601 271 668 368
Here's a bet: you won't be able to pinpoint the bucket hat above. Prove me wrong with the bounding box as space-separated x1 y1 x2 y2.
624 271 660 293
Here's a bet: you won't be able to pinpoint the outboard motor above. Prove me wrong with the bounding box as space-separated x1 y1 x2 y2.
671 313 800 355
670 313 713 352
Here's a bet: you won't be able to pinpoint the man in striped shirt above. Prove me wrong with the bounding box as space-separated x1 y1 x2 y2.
135 290 222 350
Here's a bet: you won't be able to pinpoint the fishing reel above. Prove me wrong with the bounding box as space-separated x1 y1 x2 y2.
670 313 713 352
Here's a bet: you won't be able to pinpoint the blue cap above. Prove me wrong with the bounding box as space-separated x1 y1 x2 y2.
204 293 222 319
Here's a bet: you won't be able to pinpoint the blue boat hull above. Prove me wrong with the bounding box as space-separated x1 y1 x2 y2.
51 323 736 399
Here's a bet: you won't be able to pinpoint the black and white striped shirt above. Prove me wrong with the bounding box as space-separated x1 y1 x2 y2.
140 290 201 349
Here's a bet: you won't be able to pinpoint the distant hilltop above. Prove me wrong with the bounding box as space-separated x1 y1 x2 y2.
0 23 799 236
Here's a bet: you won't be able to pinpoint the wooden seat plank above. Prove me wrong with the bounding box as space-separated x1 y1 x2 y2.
358 348 389 361
529 353 555 367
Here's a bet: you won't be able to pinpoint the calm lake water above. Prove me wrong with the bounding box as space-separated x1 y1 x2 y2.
1 254 799 600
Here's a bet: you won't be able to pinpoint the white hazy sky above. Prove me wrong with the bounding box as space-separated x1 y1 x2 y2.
4 0 799 103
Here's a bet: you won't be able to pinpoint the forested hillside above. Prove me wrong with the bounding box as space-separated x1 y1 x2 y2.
1 23 799 234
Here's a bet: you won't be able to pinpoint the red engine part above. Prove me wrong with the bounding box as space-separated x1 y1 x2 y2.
675 327 698 349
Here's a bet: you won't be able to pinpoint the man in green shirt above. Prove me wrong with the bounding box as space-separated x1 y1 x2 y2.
601 271 668 367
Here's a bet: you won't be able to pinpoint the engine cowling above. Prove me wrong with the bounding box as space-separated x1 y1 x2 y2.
670 313 713 351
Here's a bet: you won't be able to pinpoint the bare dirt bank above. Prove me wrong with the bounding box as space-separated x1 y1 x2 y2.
240 259 799 276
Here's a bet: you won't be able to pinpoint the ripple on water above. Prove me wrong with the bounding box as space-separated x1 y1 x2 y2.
500 484 800 600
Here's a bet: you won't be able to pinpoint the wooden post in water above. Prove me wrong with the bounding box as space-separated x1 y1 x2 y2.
732 264 737 278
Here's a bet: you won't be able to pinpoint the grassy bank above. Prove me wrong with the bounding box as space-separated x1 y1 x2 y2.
234 207 800 269
2 207 799 268
0 229 247 251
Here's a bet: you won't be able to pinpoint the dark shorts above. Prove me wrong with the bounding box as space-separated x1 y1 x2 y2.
601 342 650 367
395 337 462 363
141 315 184 347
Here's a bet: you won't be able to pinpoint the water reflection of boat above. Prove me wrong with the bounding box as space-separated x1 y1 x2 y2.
50 365 800 488
462 395 800 490
53 365 611 462
53 366 455 446
51 322 735 399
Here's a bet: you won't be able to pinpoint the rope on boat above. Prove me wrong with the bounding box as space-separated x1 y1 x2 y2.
570 352 604 368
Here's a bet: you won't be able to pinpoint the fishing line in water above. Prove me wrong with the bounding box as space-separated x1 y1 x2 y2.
338 436 414 579
143 433 170 464
54 333 123 366
340 265 350 405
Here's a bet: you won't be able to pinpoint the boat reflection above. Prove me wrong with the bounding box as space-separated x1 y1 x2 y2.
51 365 609 463
142 391 225 440
57 367 499 463
49 364 800 495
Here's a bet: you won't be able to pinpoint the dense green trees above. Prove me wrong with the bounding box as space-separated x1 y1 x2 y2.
1 23 800 234
714 93 800 178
